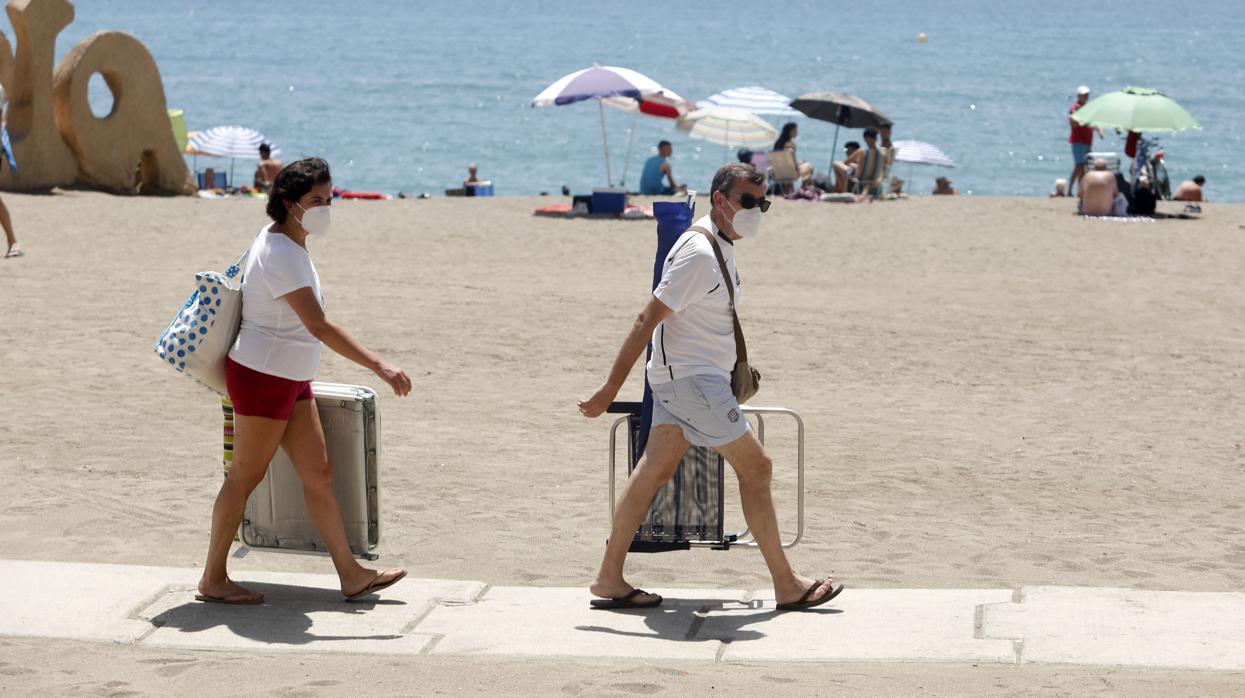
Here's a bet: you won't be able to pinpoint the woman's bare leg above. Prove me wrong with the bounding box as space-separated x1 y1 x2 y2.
281 398 404 596
199 412 287 602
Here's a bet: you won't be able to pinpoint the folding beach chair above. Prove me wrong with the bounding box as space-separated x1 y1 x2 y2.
850 147 887 197
197 168 228 190
767 149 801 195
221 383 383 561
603 196 805 553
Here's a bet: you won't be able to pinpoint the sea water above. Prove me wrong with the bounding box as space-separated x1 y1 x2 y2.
29 0 1245 200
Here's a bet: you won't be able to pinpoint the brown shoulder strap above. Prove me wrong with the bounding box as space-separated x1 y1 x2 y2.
688 226 747 363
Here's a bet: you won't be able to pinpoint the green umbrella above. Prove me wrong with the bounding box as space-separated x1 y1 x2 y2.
1071 86 1200 133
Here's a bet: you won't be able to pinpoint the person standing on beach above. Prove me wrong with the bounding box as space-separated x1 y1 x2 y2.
199 158 411 605
579 163 843 612
1067 86 1103 196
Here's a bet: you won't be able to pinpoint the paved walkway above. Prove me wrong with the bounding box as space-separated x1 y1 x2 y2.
4 559 1244 670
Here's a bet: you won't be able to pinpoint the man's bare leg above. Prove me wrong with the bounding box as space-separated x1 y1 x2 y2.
715 428 836 605
591 424 690 602
1069 163 1085 196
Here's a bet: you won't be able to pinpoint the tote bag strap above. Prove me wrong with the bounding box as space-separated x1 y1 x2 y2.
226 228 267 280
688 225 748 364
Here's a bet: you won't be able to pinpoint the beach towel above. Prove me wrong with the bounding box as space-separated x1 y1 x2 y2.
1 126 16 172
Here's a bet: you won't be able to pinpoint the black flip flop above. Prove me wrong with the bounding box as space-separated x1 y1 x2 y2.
344 569 408 601
775 579 844 611
590 588 663 609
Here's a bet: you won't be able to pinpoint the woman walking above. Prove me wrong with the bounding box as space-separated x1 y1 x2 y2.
198 158 411 604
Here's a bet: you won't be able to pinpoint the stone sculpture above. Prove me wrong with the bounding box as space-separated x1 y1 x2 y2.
0 0 194 195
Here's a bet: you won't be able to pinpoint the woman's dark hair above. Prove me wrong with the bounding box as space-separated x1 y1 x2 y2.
774 122 798 151
266 158 332 224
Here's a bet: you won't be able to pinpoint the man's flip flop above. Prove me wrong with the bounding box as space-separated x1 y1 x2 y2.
344 569 407 601
194 592 264 605
589 588 663 609
775 579 844 611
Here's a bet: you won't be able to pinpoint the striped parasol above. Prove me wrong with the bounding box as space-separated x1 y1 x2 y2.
891 140 956 168
533 65 665 186
677 107 778 161
187 126 279 188
603 87 695 185
699 85 800 117
188 126 278 159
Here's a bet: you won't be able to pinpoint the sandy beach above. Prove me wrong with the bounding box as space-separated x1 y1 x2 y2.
1 191 1244 694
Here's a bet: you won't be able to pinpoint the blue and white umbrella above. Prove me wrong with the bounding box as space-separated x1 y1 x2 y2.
187 126 279 187
891 139 956 192
188 126 278 159
698 85 800 117
533 65 664 186
892 140 956 168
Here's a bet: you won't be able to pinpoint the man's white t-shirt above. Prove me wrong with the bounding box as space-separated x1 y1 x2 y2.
646 215 740 385
228 225 324 381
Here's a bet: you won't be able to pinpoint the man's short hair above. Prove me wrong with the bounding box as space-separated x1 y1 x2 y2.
259 143 271 156
658 140 672 149
1193 175 1205 185
863 128 878 139
710 163 764 198
844 141 860 151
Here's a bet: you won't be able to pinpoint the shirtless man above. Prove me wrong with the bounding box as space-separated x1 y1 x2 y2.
831 141 862 193
1173 175 1205 202
1078 160 1118 216
253 144 283 192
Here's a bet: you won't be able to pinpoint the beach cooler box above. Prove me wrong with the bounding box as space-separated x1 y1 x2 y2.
229 382 382 560
465 180 494 196
591 187 627 214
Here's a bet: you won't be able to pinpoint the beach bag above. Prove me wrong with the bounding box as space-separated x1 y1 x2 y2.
154 246 250 395
689 226 761 404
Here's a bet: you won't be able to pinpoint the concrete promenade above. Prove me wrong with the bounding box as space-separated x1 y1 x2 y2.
2 558 1243 671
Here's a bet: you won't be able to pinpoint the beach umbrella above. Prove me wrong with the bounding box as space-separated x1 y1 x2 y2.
892 140 956 168
603 87 695 185
790 91 893 170
677 107 778 161
532 65 665 186
699 85 800 117
891 140 956 192
1071 86 1200 133
187 126 280 185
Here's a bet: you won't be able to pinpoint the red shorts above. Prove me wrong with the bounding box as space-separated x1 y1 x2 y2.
225 357 314 420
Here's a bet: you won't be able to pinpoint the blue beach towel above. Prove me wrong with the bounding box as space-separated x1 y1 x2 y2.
1 126 16 172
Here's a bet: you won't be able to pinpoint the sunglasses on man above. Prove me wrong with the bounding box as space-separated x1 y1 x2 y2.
737 192 771 212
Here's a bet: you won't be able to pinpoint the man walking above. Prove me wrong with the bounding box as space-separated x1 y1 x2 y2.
578 163 842 611
1067 86 1103 196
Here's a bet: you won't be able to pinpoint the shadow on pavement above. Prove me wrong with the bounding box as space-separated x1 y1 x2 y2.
147 582 407 646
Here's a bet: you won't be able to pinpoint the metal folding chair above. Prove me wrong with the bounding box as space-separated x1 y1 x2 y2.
606 402 805 551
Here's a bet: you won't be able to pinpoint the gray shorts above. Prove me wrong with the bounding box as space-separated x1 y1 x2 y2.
650 375 749 448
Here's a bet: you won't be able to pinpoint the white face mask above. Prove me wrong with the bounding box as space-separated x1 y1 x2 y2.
296 203 332 238
727 199 764 240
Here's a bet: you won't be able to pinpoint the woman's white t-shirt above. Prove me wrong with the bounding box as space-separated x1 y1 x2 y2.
228 225 323 381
